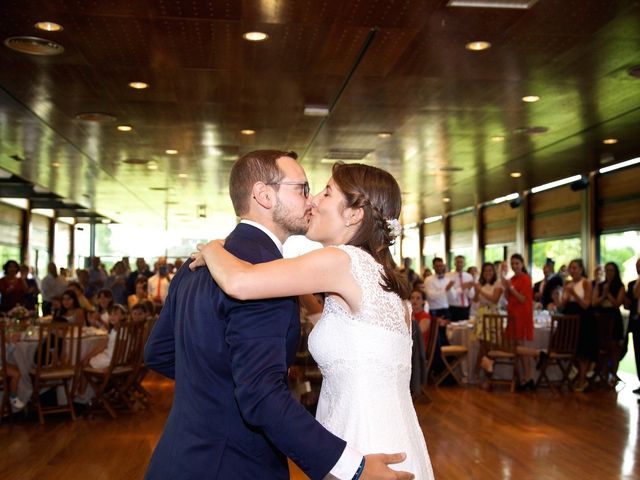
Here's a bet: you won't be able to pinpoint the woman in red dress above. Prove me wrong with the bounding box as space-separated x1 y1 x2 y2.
502 253 534 389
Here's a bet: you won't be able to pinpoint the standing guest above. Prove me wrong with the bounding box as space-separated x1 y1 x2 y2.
59 289 87 325
148 263 170 307
410 289 432 347
467 266 479 282
592 261 625 386
533 258 564 309
425 257 453 376
128 277 152 310
446 255 475 321
502 253 534 390
472 263 503 378
422 267 432 280
87 256 107 299
40 262 67 315
173 258 184 274
126 257 153 296
19 264 39 312
557 259 593 392
592 265 605 287
0 260 28 313
121 256 131 275
401 257 420 287
625 259 640 394
106 261 128 306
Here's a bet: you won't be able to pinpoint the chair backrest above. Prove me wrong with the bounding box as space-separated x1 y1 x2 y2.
424 319 439 376
481 314 516 352
33 322 83 374
110 319 146 369
548 314 580 354
0 320 8 383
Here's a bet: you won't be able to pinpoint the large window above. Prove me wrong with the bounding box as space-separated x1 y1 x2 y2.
531 238 582 283
599 230 640 286
401 226 420 272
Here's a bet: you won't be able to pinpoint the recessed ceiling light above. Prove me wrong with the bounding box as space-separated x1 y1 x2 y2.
34 21 63 32
522 95 540 103
101 219 111 224
443 197 451 203
128 81 149 89
241 129 255 135
178 173 188 178
510 172 522 178
303 105 330 117
377 132 392 138
147 164 158 170
491 135 505 142
602 138 618 145
465 41 491 51
165 149 178 155
117 125 133 132
243 31 268 42
51 162 61 168
4 36 64 55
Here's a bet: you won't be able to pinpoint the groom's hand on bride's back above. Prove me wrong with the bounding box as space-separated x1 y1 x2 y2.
362 453 415 479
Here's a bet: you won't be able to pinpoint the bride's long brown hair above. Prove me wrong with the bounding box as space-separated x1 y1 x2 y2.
331 163 410 300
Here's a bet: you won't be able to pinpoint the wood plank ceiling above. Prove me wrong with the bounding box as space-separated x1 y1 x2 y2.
0 0 638 229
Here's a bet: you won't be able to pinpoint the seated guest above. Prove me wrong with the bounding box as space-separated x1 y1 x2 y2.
126 257 152 296
410 289 432 346
128 277 152 310
67 281 95 313
106 261 129 306
88 289 114 330
59 289 87 325
49 295 63 319
87 304 127 370
138 299 157 320
1 330 25 411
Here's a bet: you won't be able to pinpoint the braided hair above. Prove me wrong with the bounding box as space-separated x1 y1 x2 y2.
331 163 410 299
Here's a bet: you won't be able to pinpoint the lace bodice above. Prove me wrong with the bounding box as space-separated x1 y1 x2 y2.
321 245 410 336
308 245 433 479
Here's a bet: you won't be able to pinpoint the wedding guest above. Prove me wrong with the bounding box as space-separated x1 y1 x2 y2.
557 259 593 392
472 263 503 379
0 260 28 313
128 277 153 310
76 269 92 301
126 257 153 296
401 257 420 287
446 255 475 321
425 257 452 377
592 261 625 386
40 262 67 315
502 253 534 390
106 261 128 305
88 289 113 330
87 304 126 369
0 327 25 411
467 266 479 282
148 263 170 307
624 259 640 394
410 289 432 346
87 256 107 298
592 264 605 287
59 289 87 325
67 281 95 313
533 258 564 309
421 267 432 280
19 264 39 311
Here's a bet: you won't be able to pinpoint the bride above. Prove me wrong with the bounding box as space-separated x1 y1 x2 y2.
192 162 434 479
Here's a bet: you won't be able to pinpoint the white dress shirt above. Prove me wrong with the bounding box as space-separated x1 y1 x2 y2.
425 274 450 310
446 270 475 308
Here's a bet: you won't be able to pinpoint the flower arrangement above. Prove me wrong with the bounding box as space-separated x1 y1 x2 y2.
7 305 36 323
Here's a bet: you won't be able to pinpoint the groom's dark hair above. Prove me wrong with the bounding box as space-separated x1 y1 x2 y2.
229 150 298 216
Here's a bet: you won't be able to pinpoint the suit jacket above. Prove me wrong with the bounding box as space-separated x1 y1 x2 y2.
533 274 563 309
627 280 639 324
144 223 346 480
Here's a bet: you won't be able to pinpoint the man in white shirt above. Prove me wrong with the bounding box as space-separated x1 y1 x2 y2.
424 257 451 321
446 255 475 321
40 262 67 315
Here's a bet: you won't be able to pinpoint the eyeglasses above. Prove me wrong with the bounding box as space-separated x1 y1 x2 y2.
267 181 310 198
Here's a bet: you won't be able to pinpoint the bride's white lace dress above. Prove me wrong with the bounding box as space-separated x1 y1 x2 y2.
308 245 434 479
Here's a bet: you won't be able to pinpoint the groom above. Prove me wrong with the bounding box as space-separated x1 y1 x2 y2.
144 150 413 480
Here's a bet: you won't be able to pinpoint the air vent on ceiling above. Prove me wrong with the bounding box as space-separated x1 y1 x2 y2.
123 158 149 165
447 0 538 8
4 36 64 55
439 166 463 172
149 187 169 191
514 126 548 135
323 149 373 161
75 112 116 122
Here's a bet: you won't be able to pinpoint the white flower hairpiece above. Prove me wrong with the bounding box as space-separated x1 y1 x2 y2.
385 218 402 238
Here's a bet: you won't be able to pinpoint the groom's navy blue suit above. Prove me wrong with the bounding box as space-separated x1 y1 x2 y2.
144 223 346 480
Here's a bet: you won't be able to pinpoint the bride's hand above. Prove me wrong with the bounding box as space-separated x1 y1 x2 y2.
189 240 225 270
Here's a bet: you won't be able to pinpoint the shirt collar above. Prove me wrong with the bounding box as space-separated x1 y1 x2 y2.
240 219 284 254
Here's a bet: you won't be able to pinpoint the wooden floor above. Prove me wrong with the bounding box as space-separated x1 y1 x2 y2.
1 373 639 480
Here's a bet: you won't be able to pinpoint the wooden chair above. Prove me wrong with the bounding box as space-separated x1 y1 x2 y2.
421 321 443 397
82 319 146 418
480 314 519 392
536 314 580 392
0 320 12 421
130 315 160 403
29 322 83 424
590 311 616 388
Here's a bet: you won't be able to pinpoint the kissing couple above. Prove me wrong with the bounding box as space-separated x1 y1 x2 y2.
145 150 434 479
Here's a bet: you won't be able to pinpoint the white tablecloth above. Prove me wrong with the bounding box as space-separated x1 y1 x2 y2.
446 320 553 385
6 327 108 403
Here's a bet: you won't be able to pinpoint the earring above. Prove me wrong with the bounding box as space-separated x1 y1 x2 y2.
346 221 350 227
